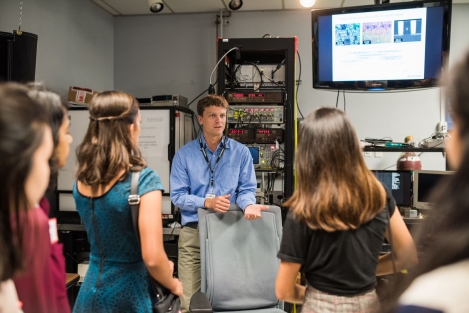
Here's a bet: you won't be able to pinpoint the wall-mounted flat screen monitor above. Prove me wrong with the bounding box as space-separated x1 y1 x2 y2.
312 0 452 90
413 170 453 209
372 170 413 206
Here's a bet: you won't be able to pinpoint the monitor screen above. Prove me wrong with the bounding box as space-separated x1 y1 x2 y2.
413 170 453 209
372 170 412 206
248 147 260 164
312 0 451 90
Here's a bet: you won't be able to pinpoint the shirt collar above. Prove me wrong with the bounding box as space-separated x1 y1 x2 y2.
200 134 231 151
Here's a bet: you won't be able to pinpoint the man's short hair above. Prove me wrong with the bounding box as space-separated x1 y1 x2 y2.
197 95 229 116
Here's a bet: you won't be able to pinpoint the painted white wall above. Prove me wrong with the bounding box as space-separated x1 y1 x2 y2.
0 0 114 96
448 4 469 68
115 5 469 172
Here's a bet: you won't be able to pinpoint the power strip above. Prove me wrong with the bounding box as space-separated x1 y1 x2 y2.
422 137 445 148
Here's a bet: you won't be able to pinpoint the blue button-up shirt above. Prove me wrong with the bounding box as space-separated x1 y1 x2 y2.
170 136 256 225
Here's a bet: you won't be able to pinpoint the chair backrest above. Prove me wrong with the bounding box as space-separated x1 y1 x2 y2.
198 204 283 312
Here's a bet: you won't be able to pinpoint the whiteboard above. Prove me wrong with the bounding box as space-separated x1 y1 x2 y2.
140 109 171 191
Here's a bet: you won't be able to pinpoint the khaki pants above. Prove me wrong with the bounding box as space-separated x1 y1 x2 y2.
178 226 201 313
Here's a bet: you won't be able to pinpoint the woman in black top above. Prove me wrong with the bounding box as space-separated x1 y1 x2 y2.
275 108 418 313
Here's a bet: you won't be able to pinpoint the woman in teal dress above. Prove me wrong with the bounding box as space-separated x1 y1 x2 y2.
72 91 183 313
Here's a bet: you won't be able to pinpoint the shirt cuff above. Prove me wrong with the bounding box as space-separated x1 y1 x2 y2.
195 196 207 209
237 200 254 211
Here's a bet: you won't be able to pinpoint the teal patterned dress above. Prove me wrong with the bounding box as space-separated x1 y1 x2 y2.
72 167 164 313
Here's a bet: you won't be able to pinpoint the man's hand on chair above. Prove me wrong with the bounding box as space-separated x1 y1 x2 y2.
204 194 231 213
244 204 269 220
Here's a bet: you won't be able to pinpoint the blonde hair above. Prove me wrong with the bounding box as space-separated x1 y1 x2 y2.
76 91 145 186
285 107 385 232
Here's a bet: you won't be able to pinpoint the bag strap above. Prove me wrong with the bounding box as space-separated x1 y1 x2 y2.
128 170 167 297
129 170 141 246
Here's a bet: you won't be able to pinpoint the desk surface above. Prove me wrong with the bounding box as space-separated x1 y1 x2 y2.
66 273 80 289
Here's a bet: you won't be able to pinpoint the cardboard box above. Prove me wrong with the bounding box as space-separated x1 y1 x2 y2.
67 86 98 104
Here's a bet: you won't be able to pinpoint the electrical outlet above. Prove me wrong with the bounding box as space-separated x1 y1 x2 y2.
375 152 383 158
364 151 372 157
437 122 448 133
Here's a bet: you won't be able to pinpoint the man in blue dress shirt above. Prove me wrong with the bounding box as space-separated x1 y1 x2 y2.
170 94 268 312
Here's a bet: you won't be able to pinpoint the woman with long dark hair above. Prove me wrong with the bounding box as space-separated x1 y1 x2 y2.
0 83 53 313
392 52 469 313
275 107 418 312
73 91 182 312
13 83 73 313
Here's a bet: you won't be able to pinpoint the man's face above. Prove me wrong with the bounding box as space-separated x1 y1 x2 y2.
198 105 227 138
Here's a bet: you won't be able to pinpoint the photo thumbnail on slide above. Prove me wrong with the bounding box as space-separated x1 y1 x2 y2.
362 22 392 45
394 19 422 43
335 23 360 46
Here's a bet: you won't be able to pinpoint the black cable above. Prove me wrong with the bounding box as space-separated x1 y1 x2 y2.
296 51 305 119
65 252 89 264
382 163 397 170
343 90 346 113
188 81 217 108
233 61 264 91
272 58 285 79
262 34 271 38
336 89 340 108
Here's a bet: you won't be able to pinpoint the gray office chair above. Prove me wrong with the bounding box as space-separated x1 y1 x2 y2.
190 204 284 313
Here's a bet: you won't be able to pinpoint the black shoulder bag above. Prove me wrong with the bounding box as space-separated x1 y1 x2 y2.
128 170 181 313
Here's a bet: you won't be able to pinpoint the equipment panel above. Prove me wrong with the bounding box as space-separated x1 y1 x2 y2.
255 128 284 143
227 128 255 143
226 91 284 104
248 144 283 170
228 105 284 124
227 128 284 144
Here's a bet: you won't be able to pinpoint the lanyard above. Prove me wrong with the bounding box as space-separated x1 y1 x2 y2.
199 136 227 187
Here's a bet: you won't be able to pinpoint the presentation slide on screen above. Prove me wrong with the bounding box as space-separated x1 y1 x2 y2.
332 8 427 81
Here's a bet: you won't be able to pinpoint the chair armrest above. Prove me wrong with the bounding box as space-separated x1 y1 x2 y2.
189 291 212 313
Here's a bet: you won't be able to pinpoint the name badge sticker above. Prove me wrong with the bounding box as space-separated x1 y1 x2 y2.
49 218 59 244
